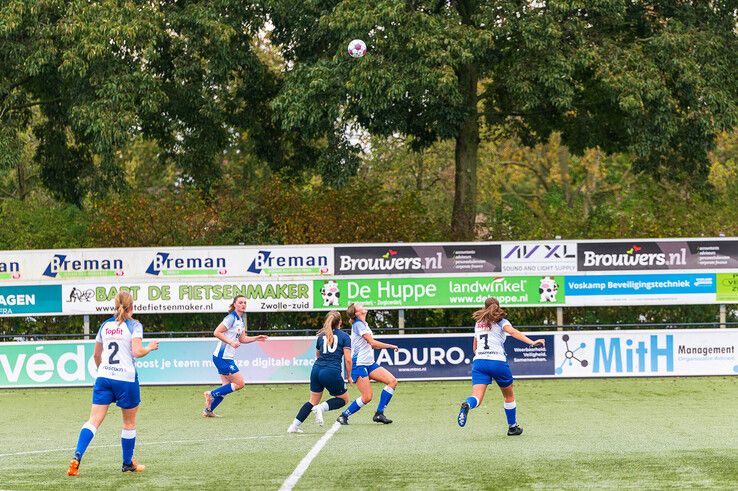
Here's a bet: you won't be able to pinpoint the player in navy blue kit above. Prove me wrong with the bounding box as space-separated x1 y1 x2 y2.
67 291 159 476
457 297 545 435
337 303 399 425
288 310 352 433
203 295 268 417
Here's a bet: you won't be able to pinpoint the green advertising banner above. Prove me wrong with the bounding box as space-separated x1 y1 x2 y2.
313 275 565 309
716 273 738 301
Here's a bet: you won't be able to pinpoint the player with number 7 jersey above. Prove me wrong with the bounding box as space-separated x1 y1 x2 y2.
457 297 545 435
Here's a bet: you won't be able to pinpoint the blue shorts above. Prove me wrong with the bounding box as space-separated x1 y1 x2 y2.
92 376 141 409
471 359 514 388
351 362 381 380
310 366 347 396
212 355 239 376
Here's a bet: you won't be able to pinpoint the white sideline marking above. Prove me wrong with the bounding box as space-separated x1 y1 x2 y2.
279 422 341 491
0 435 285 458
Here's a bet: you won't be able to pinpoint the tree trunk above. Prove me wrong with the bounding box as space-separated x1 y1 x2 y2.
451 61 479 241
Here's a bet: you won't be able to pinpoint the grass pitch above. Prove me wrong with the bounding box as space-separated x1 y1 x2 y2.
0 377 736 489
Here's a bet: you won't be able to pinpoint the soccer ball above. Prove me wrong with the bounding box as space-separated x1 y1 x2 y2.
348 39 367 58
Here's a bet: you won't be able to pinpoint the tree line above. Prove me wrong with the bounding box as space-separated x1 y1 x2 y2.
1 1 737 335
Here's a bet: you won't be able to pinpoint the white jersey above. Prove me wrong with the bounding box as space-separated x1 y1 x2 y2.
213 311 244 360
95 317 143 383
351 319 375 366
473 318 511 362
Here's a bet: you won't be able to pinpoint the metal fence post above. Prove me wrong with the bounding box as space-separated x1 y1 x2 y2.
556 307 563 331
83 315 90 340
398 309 405 335
720 304 726 328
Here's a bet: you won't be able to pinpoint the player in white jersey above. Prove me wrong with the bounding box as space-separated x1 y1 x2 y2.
202 295 268 417
68 291 159 476
456 297 545 435
337 303 399 425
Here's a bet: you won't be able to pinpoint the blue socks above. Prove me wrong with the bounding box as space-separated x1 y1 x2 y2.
461 397 517 426
210 383 235 398
341 397 366 417
73 422 96 461
73 423 137 465
121 429 136 466
296 402 313 423
210 396 224 411
376 386 395 413
504 401 517 426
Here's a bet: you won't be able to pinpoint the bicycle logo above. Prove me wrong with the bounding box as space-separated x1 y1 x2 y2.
69 287 95 302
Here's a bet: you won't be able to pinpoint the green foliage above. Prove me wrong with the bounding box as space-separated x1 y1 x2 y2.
0 0 737 331
266 0 738 238
0 0 278 204
0 197 89 249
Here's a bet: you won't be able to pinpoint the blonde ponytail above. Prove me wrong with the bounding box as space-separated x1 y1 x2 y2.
320 311 341 347
114 291 133 323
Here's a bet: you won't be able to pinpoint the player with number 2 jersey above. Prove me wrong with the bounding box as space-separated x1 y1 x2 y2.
67 291 159 476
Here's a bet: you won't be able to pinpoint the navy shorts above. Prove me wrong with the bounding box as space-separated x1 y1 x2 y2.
92 376 141 409
471 359 514 388
351 362 381 380
310 366 347 396
212 355 239 375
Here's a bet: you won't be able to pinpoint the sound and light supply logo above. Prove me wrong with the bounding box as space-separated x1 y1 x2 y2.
501 242 577 274
556 334 589 375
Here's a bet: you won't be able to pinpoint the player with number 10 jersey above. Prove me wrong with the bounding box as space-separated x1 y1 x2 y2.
288 311 352 433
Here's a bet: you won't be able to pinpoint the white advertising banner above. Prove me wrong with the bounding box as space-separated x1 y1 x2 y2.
501 241 578 274
553 329 738 377
0 246 334 283
61 279 313 314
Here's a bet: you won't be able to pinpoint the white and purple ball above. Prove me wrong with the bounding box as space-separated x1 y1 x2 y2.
348 39 367 58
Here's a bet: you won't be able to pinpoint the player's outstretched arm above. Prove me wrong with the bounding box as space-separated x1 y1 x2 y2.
240 334 269 344
502 324 545 347
132 338 159 358
363 333 399 351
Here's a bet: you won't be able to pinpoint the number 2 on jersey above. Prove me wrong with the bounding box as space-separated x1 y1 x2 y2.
108 342 120 364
